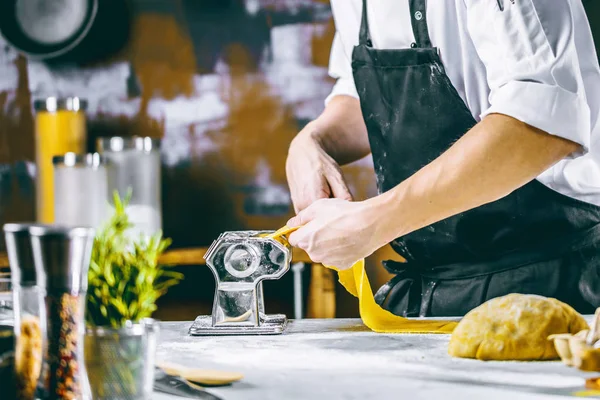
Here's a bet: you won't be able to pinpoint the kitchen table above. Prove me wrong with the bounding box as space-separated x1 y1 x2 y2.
154 318 599 400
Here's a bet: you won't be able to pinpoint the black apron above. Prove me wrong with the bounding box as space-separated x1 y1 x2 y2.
352 0 600 317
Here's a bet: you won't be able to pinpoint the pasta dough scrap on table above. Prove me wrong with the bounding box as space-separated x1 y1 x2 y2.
448 293 589 361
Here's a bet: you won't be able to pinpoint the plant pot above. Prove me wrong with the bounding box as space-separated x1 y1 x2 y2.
84 319 159 400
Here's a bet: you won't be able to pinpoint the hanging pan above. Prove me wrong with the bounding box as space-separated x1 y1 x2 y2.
0 0 131 63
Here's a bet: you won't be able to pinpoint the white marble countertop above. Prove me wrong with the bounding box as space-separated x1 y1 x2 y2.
154 318 599 400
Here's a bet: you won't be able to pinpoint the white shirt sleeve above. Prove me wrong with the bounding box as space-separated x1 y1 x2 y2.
465 0 592 155
325 31 359 106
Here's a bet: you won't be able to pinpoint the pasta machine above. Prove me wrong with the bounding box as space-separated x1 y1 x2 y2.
188 230 291 336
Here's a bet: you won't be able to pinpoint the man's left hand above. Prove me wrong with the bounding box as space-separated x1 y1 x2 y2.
286 198 385 270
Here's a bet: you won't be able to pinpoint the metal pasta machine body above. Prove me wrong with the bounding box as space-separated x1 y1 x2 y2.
189 231 291 336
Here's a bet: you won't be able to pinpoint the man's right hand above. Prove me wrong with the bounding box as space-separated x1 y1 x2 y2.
286 124 353 213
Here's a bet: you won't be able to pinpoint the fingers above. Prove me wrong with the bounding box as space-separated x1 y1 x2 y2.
287 224 321 265
327 171 353 201
287 225 353 268
287 224 307 248
287 203 318 228
287 229 300 247
289 170 350 215
287 164 331 213
285 137 351 217
290 184 330 214
287 215 300 228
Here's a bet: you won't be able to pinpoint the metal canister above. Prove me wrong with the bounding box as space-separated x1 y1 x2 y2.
34 97 88 224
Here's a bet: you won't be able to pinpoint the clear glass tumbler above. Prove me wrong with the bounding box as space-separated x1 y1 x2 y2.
85 319 160 400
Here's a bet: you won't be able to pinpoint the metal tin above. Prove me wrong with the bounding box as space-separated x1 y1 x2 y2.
52 152 106 169
97 137 160 153
33 97 88 113
3 223 37 286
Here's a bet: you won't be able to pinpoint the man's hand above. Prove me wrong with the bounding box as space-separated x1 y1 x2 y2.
286 126 353 213
285 95 371 213
286 198 385 269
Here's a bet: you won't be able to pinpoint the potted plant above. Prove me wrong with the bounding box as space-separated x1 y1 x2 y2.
84 192 183 399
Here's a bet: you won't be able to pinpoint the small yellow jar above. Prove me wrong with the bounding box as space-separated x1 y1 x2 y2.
34 97 87 223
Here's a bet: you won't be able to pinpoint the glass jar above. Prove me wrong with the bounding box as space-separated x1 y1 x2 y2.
34 97 88 224
53 153 110 229
14 286 44 400
97 137 162 240
3 224 45 400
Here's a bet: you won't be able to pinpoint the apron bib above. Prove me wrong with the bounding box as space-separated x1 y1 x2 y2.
352 0 600 316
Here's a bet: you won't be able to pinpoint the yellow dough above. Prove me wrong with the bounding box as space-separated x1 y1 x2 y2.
331 259 457 333
448 293 589 361
272 226 457 334
267 225 299 239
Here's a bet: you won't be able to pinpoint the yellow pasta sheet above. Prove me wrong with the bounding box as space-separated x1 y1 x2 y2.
271 226 456 334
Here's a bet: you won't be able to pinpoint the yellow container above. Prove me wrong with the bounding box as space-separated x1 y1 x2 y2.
34 97 87 223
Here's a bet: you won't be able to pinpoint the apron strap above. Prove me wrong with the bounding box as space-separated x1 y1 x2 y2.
359 0 373 46
409 0 433 48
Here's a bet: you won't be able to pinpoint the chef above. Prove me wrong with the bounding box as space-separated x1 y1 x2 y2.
285 0 600 317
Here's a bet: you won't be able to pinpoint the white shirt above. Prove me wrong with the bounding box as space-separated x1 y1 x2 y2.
327 0 600 206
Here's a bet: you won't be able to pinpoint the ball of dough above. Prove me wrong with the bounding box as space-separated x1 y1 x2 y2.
448 294 588 361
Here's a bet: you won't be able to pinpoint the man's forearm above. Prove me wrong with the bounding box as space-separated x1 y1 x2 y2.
298 95 371 166
371 113 581 244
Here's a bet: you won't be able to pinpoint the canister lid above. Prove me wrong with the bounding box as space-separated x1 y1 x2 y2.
97 136 161 153
52 152 107 168
3 223 37 285
33 97 88 112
